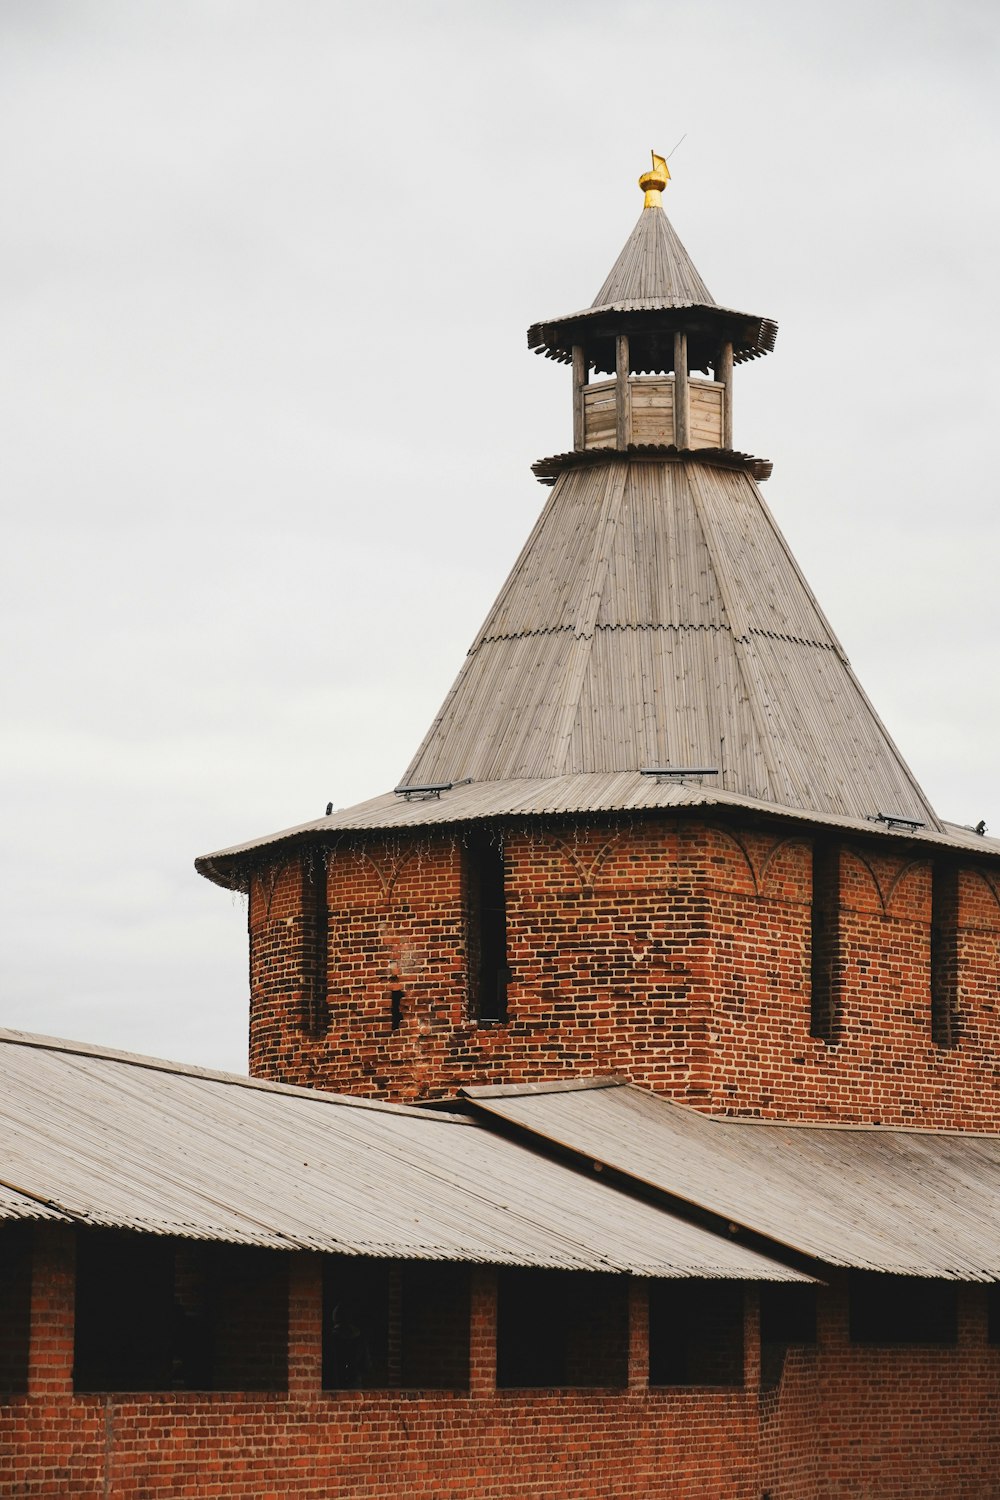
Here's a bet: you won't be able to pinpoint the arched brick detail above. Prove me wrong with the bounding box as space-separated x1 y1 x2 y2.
840 848 887 914
691 824 759 895
586 822 679 891
884 859 931 916
757 836 811 899
248 859 298 929
959 866 1000 923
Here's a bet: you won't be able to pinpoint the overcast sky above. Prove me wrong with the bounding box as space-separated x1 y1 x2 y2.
2 0 998 1073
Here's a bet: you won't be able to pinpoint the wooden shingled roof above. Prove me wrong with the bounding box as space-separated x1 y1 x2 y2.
400 458 941 831
590 200 715 309
528 202 778 371
196 167 954 887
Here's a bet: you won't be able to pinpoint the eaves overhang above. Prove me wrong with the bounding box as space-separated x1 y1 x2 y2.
195 773 1000 891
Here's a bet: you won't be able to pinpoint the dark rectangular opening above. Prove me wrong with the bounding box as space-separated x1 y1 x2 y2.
496 1268 627 1389
988 1285 1000 1346
849 1272 957 1345
465 834 509 1024
931 862 960 1048
301 850 330 1038
323 1257 470 1390
73 1229 288 1392
649 1279 744 1387
390 988 404 1031
760 1283 817 1389
0 1223 32 1396
810 841 841 1042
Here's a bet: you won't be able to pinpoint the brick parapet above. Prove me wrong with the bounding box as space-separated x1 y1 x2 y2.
246 817 1000 1127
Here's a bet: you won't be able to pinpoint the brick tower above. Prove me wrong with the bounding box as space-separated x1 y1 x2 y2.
198 155 1000 1127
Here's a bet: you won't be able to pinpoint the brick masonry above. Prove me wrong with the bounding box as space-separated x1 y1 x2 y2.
5 1225 999 1499
246 816 1000 1126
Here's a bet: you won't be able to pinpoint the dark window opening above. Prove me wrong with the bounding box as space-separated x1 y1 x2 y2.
73 1229 288 1392
849 1272 957 1345
466 834 509 1024
760 1284 817 1389
390 986 404 1031
0 1223 32 1396
649 1279 744 1387
988 1285 1000 1345
301 851 330 1038
931 862 960 1048
496 1269 627 1389
323 1257 469 1390
810 841 841 1042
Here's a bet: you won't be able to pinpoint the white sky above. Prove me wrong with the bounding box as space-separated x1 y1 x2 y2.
2 0 998 1073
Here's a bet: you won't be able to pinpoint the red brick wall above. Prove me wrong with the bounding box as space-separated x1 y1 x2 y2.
760 1275 1000 1499
247 819 1000 1126
6 1230 1000 1499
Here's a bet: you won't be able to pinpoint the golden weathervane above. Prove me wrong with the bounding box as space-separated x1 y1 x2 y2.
638 151 670 208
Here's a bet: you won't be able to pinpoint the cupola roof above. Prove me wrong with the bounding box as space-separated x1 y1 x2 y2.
528 153 777 374
589 180 715 310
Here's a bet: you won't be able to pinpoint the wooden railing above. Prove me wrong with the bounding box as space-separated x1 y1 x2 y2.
582 376 726 452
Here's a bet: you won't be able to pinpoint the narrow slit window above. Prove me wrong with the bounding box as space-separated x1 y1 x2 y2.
390 986 404 1031
810 841 841 1042
466 834 509 1024
931 862 960 1049
301 851 330 1038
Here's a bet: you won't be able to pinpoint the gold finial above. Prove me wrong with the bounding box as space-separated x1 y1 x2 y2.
638 150 670 208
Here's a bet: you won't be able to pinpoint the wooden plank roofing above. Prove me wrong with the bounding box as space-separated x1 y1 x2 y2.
195 777 999 890
527 205 778 368
463 1079 1000 1281
591 202 715 308
399 458 940 829
0 1028 807 1280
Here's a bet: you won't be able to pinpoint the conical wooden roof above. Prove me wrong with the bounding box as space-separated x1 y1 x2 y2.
590 203 715 311
401 458 940 828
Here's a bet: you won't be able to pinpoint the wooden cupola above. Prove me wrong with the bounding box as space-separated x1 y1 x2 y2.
527 153 777 456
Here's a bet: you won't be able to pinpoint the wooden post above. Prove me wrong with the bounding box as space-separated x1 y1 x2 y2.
673 331 689 449
615 333 631 449
717 338 734 449
572 344 587 451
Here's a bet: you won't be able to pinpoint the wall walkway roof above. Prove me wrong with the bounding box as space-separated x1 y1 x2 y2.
0 1029 806 1281
463 1079 1000 1281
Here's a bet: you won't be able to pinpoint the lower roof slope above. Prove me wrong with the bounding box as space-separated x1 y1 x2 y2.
0 1028 803 1281
401 458 939 830
464 1079 1000 1281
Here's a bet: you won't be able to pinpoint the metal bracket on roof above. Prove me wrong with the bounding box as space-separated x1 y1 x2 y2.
393 778 472 802
868 811 926 832
640 767 719 784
